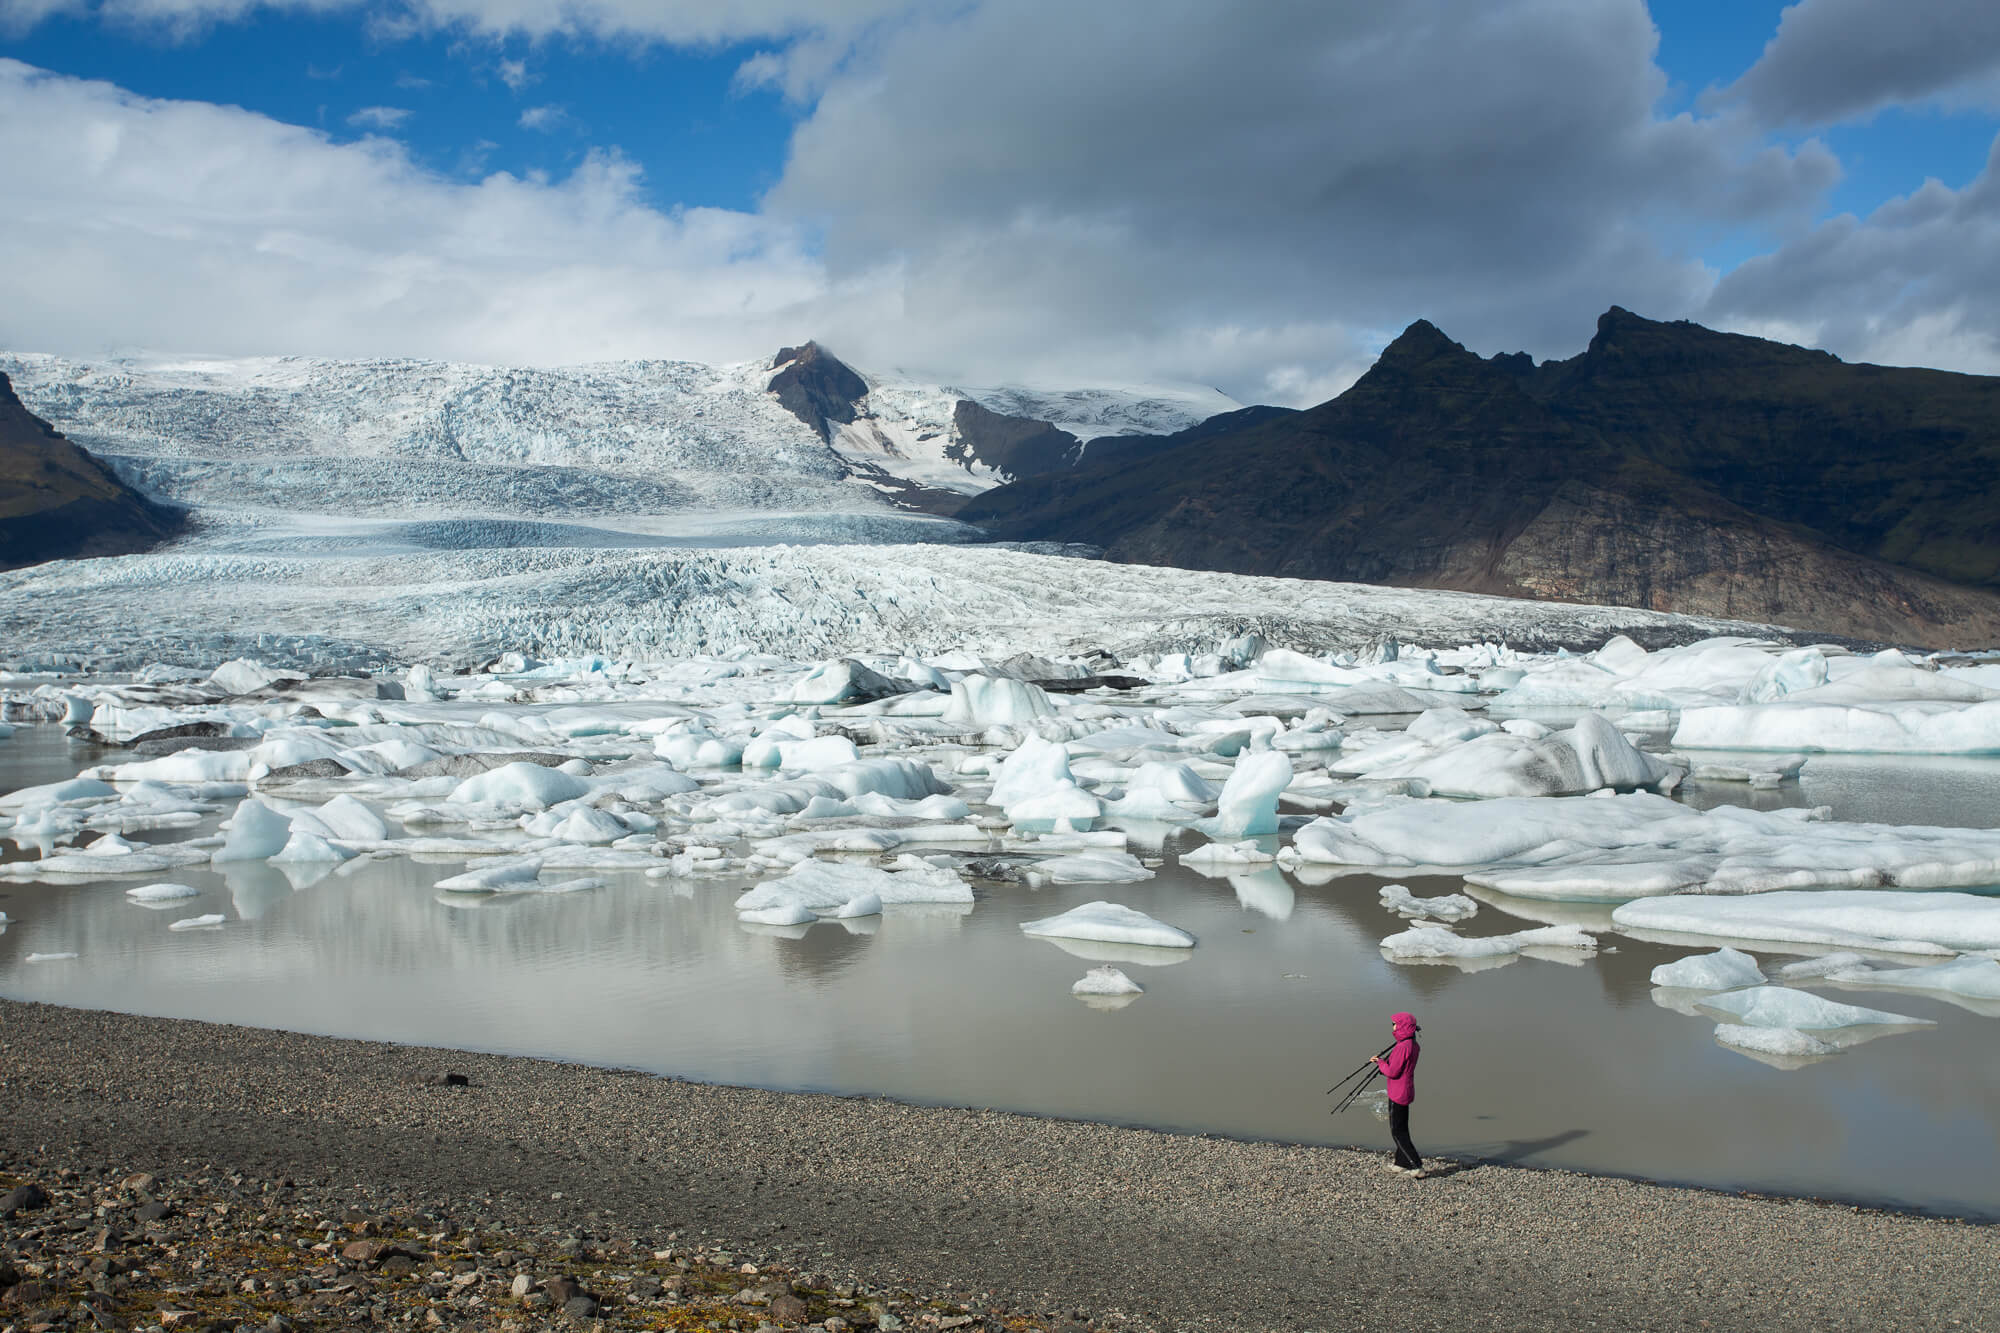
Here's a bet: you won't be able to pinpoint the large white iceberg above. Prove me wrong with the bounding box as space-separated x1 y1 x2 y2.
1613 891 2000 956
733 858 973 917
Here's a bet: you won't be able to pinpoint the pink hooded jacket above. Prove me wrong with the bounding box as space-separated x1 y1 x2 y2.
1375 1012 1421 1105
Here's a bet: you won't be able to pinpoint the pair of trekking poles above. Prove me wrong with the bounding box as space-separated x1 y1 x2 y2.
1326 1042 1394 1114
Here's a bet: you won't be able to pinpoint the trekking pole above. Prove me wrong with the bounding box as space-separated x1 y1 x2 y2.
1326 1043 1394 1097
1332 1067 1383 1114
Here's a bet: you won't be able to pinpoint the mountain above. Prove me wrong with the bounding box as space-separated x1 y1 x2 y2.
0 348 1231 555
958 310 2000 646
0 370 181 569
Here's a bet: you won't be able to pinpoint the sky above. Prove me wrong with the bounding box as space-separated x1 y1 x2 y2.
2 0 1999 406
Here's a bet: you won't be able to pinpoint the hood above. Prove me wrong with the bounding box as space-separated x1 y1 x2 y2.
1392 1012 1420 1040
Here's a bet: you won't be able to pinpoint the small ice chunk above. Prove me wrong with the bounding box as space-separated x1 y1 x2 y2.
1773 952 1870 980
1182 840 1276 868
1377 884 1478 921
125 881 202 902
270 829 354 863
1021 901 1194 949
168 913 226 931
740 902 818 926
1699 985 1929 1030
434 858 544 893
1072 965 1144 996
831 892 883 918
1020 851 1155 887
1649 948 1765 992
24 952 78 962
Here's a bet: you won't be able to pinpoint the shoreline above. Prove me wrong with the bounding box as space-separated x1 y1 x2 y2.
4 999 1998 1331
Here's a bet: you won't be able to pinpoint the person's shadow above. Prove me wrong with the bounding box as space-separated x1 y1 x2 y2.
1418 1127 1592 1178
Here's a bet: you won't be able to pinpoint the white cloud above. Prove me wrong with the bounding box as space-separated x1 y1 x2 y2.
516 103 568 132
346 104 410 130
0 59 864 368
494 56 532 91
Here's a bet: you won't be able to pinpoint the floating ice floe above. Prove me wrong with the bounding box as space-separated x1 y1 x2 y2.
125 881 203 903
24 952 78 963
1821 956 2000 1007
1072 965 1143 996
1378 924 1596 963
1377 884 1478 922
169 913 227 931
733 857 973 921
1674 700 2000 755
1019 851 1153 887
1020 901 1194 950
1333 712 1673 798
434 858 545 893
1612 891 2000 956
447 762 593 811
1181 840 1276 868
1649 948 1765 991
1697 985 1930 1031
942 675 1055 727
1714 1024 1838 1062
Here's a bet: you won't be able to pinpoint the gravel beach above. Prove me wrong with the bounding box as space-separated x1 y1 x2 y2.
2 998 1996 1333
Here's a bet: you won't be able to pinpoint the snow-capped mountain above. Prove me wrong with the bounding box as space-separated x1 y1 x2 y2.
0 346 1238 553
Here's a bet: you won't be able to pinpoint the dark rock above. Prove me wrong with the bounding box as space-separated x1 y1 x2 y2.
544 1275 582 1304
0 1278 48 1307
628 1275 663 1299
768 342 869 442
378 1255 417 1277
124 720 234 747
131 735 261 757
406 1072 470 1088
0 370 185 569
947 400 1081 483
562 1294 600 1320
0 1183 49 1216
769 1292 809 1322
259 758 352 781
134 1200 175 1222
399 751 575 780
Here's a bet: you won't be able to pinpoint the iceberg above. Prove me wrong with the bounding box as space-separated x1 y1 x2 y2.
125 881 202 902
1379 924 1596 960
447 762 592 810
1020 901 1195 949
1698 985 1930 1031
1205 749 1291 837
733 858 973 916
1072 965 1144 996
1377 884 1478 922
168 913 227 931
1649 948 1764 991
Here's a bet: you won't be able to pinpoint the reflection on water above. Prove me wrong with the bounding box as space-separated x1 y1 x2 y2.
4 727 2000 1218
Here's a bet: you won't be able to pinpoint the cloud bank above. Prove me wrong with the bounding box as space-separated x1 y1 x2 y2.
2 0 1999 402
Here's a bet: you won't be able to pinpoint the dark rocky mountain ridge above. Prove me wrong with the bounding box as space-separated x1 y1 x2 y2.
958 309 2000 646
0 370 182 570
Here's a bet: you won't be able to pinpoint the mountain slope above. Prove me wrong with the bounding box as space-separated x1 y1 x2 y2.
959 313 2000 646
0 370 181 569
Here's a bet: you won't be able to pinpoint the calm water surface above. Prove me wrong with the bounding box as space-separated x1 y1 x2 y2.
4 725 2000 1218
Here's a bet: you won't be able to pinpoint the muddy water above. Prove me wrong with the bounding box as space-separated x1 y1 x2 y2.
4 725 2000 1218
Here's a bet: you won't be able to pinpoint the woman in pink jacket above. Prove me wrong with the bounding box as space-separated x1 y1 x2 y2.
1375 1011 1423 1175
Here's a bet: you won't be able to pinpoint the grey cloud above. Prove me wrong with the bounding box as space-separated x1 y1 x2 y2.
1703 131 2000 374
1712 0 2000 128
769 0 1838 399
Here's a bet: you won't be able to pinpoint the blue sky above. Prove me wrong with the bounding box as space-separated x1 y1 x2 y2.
2 1 1999 401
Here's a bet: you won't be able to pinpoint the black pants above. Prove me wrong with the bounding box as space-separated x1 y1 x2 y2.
1389 1101 1422 1169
